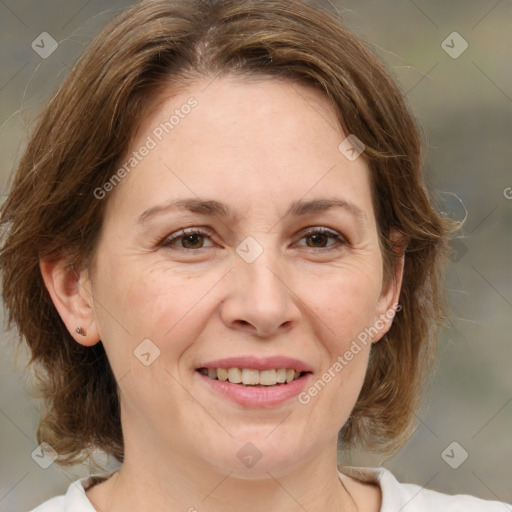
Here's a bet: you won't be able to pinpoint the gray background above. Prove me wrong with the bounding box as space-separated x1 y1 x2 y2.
0 0 511 510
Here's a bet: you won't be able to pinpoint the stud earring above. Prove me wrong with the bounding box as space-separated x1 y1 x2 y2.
76 326 87 337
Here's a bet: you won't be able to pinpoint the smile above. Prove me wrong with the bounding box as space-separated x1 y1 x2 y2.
195 356 313 406
197 367 305 386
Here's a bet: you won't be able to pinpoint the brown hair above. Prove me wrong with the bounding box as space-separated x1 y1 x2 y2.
0 0 455 465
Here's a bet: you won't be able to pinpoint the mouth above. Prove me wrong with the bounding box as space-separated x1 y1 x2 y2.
195 356 313 407
197 367 309 387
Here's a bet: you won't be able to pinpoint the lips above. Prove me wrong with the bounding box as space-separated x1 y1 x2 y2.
195 356 313 406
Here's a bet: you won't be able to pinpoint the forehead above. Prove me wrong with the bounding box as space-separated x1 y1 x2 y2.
105 76 374 224
141 75 341 156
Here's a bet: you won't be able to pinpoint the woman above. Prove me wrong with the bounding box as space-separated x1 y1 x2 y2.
0 0 508 510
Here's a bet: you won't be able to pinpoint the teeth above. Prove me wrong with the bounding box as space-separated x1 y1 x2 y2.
199 367 304 386
241 368 260 385
260 369 277 386
227 368 242 384
217 368 228 381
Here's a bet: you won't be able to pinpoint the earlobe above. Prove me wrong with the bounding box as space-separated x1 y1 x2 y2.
39 259 100 347
372 230 406 343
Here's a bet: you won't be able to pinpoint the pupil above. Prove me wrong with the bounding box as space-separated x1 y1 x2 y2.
182 233 329 249
183 234 202 248
308 233 327 247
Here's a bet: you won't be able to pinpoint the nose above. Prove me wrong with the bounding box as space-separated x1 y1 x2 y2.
220 248 301 338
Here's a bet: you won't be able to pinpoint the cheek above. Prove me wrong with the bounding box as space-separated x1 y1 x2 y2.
91 259 211 419
295 260 381 411
93 257 218 366
305 261 383 350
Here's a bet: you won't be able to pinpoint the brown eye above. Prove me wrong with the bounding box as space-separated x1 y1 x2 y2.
298 228 345 249
181 233 206 249
162 228 214 250
306 232 331 248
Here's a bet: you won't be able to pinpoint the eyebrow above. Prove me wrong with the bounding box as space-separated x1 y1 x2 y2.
137 197 367 225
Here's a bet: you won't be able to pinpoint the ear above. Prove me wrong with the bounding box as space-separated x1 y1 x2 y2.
371 229 406 343
39 258 100 347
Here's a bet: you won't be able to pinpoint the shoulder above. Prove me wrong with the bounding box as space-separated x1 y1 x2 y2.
339 466 511 512
29 496 66 512
28 474 107 512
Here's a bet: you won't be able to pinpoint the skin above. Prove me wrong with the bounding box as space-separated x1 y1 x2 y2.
41 76 404 512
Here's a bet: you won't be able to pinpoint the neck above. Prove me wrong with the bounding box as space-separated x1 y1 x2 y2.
91 436 358 512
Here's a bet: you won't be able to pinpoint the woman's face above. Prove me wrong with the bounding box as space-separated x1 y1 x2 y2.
85 76 400 477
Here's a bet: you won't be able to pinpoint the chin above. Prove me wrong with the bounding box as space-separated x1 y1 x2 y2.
199 431 318 479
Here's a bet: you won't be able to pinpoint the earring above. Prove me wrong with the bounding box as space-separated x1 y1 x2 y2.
76 326 87 337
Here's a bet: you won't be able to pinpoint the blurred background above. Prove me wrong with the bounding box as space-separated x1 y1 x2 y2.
0 0 511 509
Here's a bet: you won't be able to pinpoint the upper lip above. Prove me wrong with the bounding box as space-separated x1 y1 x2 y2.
197 356 313 373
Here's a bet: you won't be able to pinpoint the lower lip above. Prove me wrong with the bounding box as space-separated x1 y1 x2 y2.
196 371 311 408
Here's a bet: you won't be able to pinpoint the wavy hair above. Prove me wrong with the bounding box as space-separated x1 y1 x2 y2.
0 0 455 465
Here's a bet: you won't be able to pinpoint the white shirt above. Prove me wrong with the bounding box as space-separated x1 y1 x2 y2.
30 466 511 511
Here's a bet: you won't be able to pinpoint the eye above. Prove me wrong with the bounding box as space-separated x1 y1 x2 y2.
296 227 347 249
162 227 215 250
160 226 347 251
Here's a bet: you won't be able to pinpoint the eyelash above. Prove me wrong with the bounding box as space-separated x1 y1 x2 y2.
161 226 347 251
